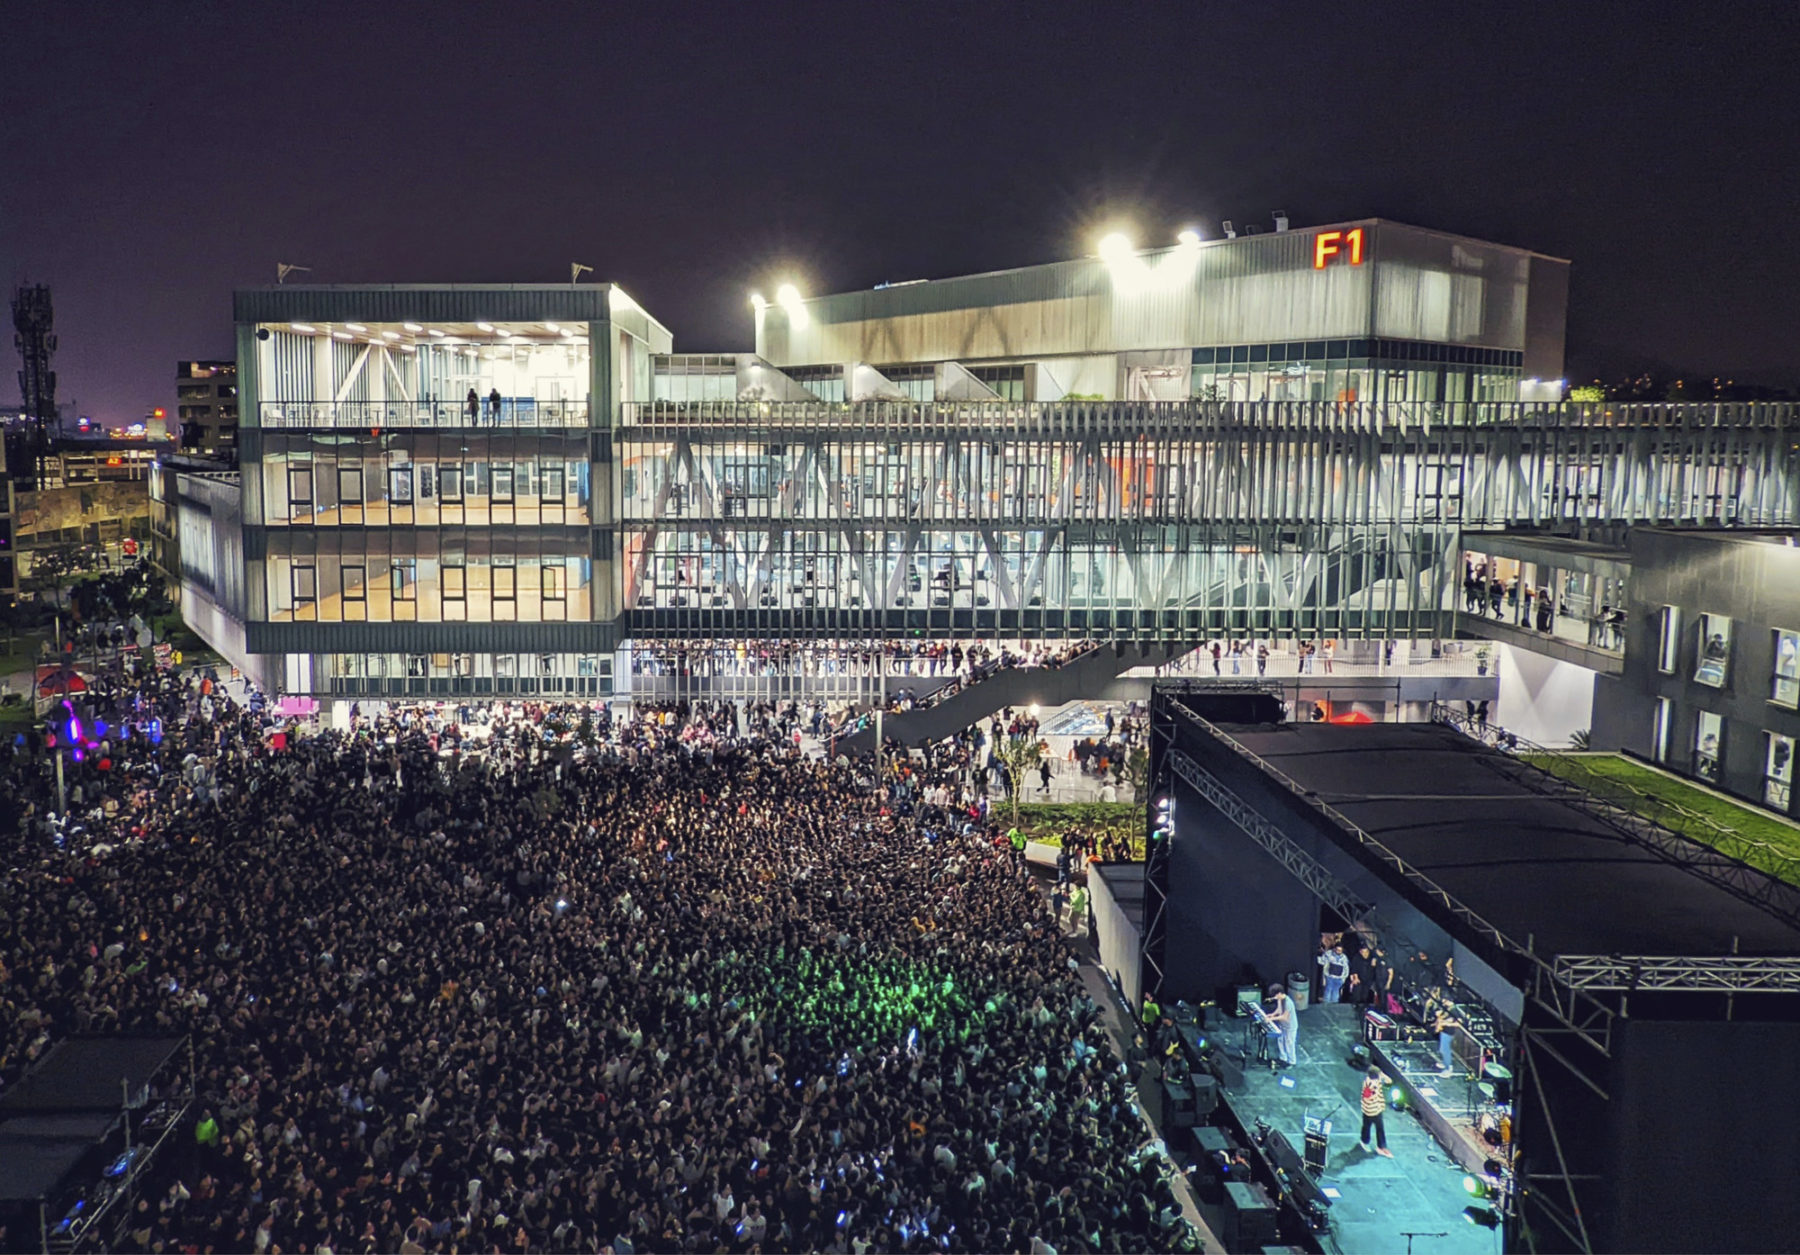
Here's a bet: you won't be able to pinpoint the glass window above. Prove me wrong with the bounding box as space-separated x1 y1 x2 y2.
494 559 516 621
288 465 314 521
1694 711 1723 782
342 565 366 616
1774 630 1800 707
292 563 317 621
389 466 413 504
391 559 417 601
493 466 514 503
442 562 466 621
1658 605 1680 673
1766 733 1794 811
1695 614 1731 687
1652 697 1672 763
441 465 463 502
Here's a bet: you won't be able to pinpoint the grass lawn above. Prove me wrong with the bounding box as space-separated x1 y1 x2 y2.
1523 752 1800 885
0 632 54 678
1005 801 1146 858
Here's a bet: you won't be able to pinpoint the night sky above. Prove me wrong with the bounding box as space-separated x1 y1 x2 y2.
5 2 1796 426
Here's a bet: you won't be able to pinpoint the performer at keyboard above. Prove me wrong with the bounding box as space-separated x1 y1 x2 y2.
1266 984 1298 1068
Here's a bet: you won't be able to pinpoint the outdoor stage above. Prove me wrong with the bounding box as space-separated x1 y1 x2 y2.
1213 1003 1502 1255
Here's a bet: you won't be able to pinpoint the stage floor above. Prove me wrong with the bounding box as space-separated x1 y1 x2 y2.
1217 1003 1502 1255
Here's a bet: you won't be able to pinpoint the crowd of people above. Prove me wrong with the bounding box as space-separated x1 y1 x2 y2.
0 660 1197 1255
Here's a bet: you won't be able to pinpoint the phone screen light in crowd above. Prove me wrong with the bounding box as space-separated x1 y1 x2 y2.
555 899 569 912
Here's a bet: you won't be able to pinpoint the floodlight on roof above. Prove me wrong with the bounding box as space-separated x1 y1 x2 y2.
1097 232 1136 264
775 284 808 329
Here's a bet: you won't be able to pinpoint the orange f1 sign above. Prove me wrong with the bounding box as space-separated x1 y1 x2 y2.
1313 228 1366 269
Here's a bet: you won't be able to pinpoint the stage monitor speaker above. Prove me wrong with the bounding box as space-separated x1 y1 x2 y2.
1222 1181 1279 1251
1191 1072 1219 1117
1163 1079 1198 1130
1192 1125 1233 1158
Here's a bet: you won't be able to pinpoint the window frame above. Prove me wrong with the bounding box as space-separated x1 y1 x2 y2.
291 561 317 621
341 564 367 621
1765 732 1795 812
1694 613 1731 688
1693 711 1724 782
493 558 517 622
442 560 467 621
1657 605 1680 674
1773 629 1800 708
287 464 315 523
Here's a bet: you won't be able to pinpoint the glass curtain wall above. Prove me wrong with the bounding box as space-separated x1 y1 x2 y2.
258 433 591 527
255 322 591 426
613 399 1800 644
1193 340 1521 406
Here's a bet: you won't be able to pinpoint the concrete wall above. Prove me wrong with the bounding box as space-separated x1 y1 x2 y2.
15 481 151 545
1492 642 1597 747
1593 529 1800 815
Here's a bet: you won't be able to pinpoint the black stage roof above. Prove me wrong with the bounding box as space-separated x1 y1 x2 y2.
0 1037 184 1114
0 1113 116 1203
1210 722 1800 960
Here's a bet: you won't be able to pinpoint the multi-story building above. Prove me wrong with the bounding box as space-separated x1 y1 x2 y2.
212 284 669 700
178 226 1800 717
1592 528 1800 815
148 451 234 596
754 218 1571 406
175 360 239 459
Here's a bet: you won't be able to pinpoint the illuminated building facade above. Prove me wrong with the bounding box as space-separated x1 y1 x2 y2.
190 230 1800 706
175 360 240 460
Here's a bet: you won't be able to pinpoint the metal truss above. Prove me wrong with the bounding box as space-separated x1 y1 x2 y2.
1431 703 1800 931
1555 954 1800 993
1151 687 1620 1252
612 399 1800 643
1162 747 1373 922
1162 692 1623 1054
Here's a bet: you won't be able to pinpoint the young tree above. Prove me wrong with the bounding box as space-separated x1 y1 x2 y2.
992 735 1044 828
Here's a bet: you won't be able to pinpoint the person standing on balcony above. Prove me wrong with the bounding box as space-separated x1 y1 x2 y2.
465 388 480 425
488 387 503 424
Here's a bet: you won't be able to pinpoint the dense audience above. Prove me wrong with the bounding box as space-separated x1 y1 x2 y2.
0 663 1194 1254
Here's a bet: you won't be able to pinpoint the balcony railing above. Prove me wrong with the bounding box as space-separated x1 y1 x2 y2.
622 398 1800 433
260 399 589 430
